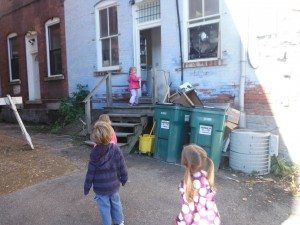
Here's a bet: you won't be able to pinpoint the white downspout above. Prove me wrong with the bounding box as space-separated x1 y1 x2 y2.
239 37 246 128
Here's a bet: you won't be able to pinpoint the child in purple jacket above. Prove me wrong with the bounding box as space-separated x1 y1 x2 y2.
84 121 128 225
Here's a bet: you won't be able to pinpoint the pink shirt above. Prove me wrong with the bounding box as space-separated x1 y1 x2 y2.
110 131 117 144
128 72 140 90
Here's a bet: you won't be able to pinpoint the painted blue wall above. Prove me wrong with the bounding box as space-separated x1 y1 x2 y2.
64 0 134 102
65 0 243 104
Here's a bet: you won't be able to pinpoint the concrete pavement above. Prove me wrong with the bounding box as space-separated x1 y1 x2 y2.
0 123 296 225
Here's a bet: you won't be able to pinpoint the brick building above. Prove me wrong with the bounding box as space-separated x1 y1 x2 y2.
0 0 68 122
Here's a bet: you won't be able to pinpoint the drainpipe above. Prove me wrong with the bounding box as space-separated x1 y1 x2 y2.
239 37 246 128
175 0 184 84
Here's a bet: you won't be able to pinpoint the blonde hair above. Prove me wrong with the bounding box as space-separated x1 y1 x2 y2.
90 121 114 145
181 144 215 202
129 66 136 74
98 114 112 125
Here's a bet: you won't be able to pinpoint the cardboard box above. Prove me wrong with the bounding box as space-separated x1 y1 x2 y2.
226 107 240 126
224 107 240 141
169 90 203 107
204 103 240 130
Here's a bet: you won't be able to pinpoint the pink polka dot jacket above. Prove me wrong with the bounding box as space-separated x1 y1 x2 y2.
175 171 221 225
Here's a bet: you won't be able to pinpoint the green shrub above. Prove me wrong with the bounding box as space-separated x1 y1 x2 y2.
271 156 298 177
271 156 300 196
51 84 89 132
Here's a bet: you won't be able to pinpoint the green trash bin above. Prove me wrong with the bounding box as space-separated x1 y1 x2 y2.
154 104 191 163
190 107 227 169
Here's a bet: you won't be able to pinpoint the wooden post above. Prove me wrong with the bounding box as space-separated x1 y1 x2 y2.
85 99 91 133
6 95 34 149
106 72 112 107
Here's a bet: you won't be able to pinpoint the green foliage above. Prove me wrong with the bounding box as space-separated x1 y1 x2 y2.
71 84 90 110
271 156 300 196
271 156 298 177
51 121 62 134
51 84 89 132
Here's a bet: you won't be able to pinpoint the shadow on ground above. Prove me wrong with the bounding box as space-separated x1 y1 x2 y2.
0 123 294 225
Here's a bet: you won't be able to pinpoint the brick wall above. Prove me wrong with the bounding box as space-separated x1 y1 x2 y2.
0 0 68 106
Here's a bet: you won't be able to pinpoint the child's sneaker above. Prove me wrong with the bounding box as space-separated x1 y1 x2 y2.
114 222 124 225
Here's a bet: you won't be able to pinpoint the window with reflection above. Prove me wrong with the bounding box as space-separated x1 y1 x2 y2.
188 0 220 60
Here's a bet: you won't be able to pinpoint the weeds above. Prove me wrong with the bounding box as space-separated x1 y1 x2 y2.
51 84 89 133
271 156 300 196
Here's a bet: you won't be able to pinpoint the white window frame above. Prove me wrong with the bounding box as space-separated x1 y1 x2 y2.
45 17 62 77
7 33 20 82
184 0 221 62
95 0 120 71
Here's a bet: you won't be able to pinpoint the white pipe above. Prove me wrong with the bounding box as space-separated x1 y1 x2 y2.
239 37 246 128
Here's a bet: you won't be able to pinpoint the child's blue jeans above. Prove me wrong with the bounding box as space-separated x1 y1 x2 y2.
94 192 124 225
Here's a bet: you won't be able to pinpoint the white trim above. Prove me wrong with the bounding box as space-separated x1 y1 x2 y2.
182 1 189 62
94 0 116 9
45 17 61 77
25 32 41 101
132 5 139 67
188 18 220 28
137 20 161 31
7 33 20 82
185 57 219 63
96 65 121 72
95 0 119 70
189 14 220 23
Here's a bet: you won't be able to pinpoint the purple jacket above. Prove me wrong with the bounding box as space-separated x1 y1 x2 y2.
84 143 128 196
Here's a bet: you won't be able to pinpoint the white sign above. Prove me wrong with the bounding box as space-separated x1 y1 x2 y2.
184 115 190 122
161 120 170 129
203 117 212 122
199 125 212 136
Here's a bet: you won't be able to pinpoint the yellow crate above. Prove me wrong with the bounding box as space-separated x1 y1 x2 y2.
139 134 155 154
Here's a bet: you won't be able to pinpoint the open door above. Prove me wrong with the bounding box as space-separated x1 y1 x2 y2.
139 27 161 102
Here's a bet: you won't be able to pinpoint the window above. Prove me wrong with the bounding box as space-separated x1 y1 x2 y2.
99 5 119 67
137 0 161 23
187 0 220 60
45 18 62 76
7 33 20 81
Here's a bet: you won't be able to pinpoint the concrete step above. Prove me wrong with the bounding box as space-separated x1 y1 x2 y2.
116 132 134 138
138 97 153 104
111 122 141 127
108 113 147 118
108 114 148 123
105 105 154 116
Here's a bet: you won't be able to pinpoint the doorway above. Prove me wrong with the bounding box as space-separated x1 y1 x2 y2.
25 33 41 101
139 27 161 100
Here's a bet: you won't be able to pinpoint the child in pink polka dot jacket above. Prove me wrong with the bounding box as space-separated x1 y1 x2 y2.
175 144 221 225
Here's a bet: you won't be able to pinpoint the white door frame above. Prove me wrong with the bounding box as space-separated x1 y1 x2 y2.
132 4 161 98
25 31 41 101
